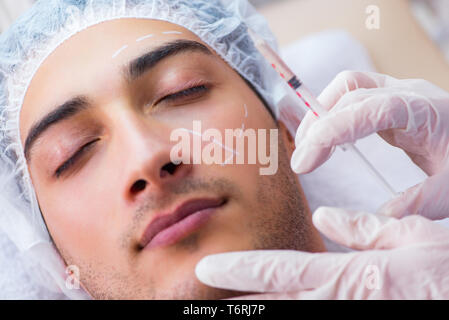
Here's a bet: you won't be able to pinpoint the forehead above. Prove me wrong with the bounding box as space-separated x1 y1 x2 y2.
19 18 210 146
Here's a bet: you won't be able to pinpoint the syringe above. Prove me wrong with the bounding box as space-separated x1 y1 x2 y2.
248 29 397 197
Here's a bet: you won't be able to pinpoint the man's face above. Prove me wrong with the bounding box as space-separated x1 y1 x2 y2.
19 19 325 299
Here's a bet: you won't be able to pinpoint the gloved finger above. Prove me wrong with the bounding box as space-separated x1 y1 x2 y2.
291 93 409 174
291 110 327 173
291 91 369 172
294 110 318 148
378 171 449 220
293 71 382 148
290 142 336 174
292 71 392 172
313 206 448 249
195 249 360 293
317 70 385 112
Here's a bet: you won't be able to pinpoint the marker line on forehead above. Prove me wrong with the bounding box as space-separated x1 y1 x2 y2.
112 44 129 59
136 34 154 42
162 31 183 35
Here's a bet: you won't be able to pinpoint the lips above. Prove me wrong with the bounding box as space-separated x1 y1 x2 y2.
139 197 227 250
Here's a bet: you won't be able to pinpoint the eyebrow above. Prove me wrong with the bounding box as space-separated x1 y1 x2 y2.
126 39 212 81
24 96 90 160
24 39 213 161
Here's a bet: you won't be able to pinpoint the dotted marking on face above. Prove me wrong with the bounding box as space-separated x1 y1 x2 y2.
136 34 154 42
239 104 248 138
179 128 239 166
162 31 183 35
112 44 129 59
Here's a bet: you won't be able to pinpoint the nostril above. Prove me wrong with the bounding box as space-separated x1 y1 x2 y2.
130 179 147 194
160 162 178 178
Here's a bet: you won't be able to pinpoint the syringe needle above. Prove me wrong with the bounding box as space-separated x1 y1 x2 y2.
344 144 397 196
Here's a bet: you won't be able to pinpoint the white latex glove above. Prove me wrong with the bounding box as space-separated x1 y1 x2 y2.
290 71 449 220
195 207 449 299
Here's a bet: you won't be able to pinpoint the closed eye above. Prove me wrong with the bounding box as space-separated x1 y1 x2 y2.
154 84 209 106
55 138 100 178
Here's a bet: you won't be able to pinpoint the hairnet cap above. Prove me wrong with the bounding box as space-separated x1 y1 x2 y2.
0 0 286 298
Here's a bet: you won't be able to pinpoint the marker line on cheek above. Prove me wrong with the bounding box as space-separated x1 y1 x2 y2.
239 104 248 138
179 128 239 166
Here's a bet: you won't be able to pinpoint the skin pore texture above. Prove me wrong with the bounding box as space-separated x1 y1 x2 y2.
19 19 325 299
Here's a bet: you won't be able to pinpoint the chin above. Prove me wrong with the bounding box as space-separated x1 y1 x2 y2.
155 280 247 300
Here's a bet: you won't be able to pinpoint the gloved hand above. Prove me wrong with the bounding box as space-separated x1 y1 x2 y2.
290 71 449 220
195 207 449 299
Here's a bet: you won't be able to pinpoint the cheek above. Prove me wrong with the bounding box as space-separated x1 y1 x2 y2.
34 169 120 260
200 88 268 134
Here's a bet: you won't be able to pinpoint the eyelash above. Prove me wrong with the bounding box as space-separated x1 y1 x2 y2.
54 85 209 178
154 84 209 106
55 138 100 178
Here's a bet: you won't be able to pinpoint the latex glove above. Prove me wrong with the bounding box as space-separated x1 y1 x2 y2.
290 71 449 219
195 207 449 299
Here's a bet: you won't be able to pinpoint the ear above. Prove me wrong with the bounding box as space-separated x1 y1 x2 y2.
277 120 296 156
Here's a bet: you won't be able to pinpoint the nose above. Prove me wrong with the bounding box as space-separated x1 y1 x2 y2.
128 160 191 199
119 119 193 203
126 150 193 202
